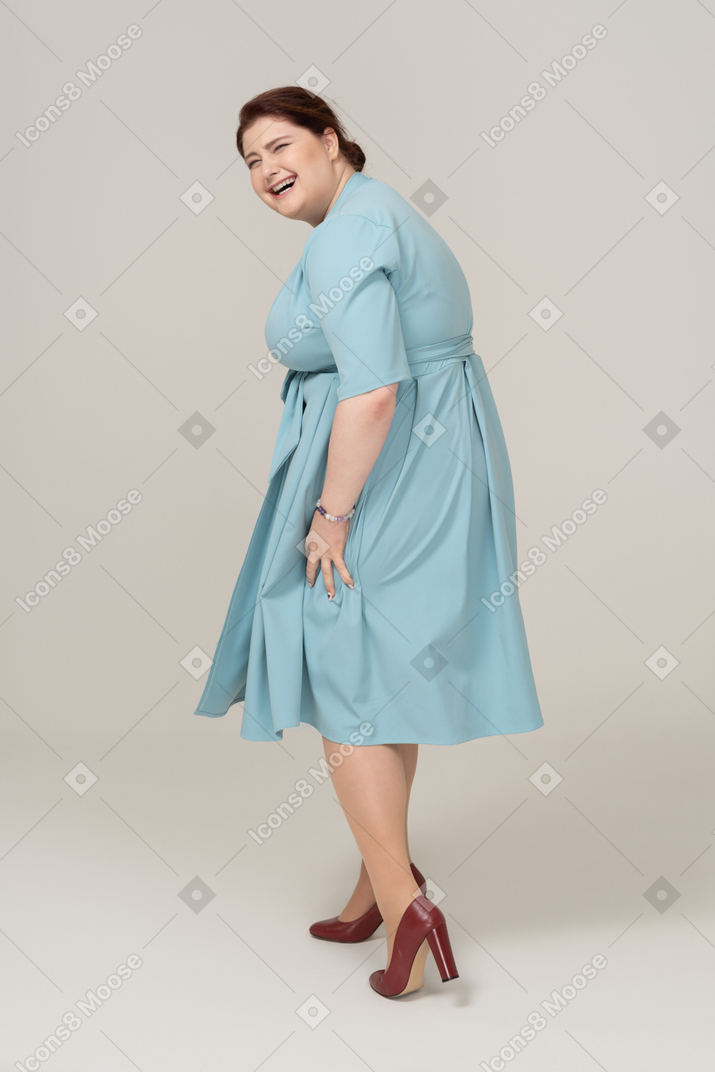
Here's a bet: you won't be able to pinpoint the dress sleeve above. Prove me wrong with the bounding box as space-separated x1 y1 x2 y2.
304 213 413 401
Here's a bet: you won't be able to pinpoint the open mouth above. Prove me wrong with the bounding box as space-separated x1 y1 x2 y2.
269 175 297 199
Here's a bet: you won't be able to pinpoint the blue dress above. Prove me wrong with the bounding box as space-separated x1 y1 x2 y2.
194 170 544 745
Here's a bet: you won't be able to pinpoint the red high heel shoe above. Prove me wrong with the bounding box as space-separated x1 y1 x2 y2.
369 893 459 998
309 863 426 943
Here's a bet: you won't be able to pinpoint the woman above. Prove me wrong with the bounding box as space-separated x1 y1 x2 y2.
194 86 544 998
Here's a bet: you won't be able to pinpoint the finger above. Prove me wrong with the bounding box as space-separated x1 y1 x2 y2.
305 540 322 586
331 553 354 590
321 556 335 600
304 529 329 588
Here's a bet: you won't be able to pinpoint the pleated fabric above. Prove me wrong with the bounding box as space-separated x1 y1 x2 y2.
193 172 544 744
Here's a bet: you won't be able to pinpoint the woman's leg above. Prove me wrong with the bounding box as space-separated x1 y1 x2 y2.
337 742 419 921
322 737 422 965
398 742 419 859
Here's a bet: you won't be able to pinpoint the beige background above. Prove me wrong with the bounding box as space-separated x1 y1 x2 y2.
2 0 714 1069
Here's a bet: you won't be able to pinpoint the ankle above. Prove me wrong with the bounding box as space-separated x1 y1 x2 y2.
378 883 422 935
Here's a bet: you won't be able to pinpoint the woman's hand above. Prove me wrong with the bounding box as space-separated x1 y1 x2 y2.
304 388 397 600
305 508 355 599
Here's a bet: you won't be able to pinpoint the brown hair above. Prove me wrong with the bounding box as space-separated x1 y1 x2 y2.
236 86 366 172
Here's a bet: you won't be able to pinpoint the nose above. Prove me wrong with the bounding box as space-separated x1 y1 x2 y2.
261 160 280 186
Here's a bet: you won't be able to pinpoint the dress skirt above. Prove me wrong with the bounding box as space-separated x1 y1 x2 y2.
193 343 545 745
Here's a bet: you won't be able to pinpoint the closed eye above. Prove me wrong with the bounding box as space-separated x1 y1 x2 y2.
248 142 290 168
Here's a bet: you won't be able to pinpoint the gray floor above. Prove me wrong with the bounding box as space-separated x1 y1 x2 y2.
4 702 714 1071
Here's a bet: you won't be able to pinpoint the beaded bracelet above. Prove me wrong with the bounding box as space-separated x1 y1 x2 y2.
316 498 355 522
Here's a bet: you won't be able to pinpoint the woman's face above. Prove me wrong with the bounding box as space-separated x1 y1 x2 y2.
242 116 352 227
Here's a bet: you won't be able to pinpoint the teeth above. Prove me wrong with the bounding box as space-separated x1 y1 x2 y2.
271 176 295 194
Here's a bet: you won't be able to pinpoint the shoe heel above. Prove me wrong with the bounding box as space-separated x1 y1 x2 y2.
426 921 459 982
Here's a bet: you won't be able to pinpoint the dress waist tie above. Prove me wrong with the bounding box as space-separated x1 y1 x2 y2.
267 332 477 483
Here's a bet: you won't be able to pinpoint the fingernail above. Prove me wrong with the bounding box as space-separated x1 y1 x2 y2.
348 583 354 589
327 593 333 601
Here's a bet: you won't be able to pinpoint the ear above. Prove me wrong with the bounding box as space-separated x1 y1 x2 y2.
322 126 339 158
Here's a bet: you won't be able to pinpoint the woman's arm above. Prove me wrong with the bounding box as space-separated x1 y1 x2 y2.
306 382 398 596
321 383 398 515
